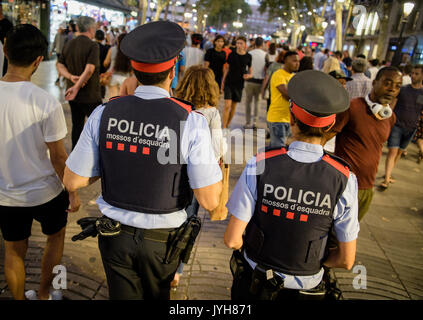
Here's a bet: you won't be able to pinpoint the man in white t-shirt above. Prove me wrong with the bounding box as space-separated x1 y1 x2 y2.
183 33 204 69
244 37 266 129
0 24 80 300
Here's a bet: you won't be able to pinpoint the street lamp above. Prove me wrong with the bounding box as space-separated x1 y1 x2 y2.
392 1 415 66
203 14 208 32
237 9 242 15
403 2 415 18
322 21 328 29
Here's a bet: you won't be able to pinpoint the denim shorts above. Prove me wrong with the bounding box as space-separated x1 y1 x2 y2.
387 124 417 150
267 122 291 148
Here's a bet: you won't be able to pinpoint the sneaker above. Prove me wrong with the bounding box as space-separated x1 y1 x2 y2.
50 290 63 300
25 290 38 300
25 289 62 300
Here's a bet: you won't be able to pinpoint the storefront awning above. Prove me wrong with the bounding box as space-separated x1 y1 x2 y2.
79 0 133 13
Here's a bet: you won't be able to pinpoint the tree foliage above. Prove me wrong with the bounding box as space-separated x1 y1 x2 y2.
201 0 252 29
258 0 328 35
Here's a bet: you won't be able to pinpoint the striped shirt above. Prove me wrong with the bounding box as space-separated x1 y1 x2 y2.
345 73 373 100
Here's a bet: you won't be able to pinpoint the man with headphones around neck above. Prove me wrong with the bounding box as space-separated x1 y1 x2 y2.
325 66 402 221
381 65 423 189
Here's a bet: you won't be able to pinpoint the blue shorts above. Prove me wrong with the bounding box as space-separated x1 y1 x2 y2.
267 122 291 148
387 124 417 150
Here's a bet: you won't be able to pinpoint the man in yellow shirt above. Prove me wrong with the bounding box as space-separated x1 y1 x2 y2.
267 51 300 147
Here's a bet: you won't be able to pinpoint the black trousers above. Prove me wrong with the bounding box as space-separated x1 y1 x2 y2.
98 227 180 300
231 252 326 301
68 101 100 149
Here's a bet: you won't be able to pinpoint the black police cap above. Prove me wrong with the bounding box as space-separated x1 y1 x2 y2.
120 21 185 64
288 70 350 115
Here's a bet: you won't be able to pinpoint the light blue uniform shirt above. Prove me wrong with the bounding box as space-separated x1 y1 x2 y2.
226 141 360 290
66 86 222 229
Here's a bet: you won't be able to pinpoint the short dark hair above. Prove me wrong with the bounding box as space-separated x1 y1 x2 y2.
95 29 105 41
334 51 342 58
236 36 247 43
375 66 401 81
370 58 379 67
133 67 173 86
191 33 203 45
213 35 224 46
268 42 276 55
412 64 423 73
282 50 298 63
5 24 48 67
255 37 264 47
356 53 366 59
298 56 313 72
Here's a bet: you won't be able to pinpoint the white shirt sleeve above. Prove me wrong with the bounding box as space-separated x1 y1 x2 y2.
41 101 67 143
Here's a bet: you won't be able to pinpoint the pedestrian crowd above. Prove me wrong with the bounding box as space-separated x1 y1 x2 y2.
0 14 422 302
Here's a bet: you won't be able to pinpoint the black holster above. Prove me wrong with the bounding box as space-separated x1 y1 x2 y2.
230 249 245 280
164 215 201 264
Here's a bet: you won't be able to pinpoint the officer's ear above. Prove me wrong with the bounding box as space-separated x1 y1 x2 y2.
323 118 336 132
169 65 176 81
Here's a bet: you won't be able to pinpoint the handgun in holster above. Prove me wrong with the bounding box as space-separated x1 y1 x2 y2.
322 265 342 300
249 264 285 301
230 249 245 280
164 216 202 264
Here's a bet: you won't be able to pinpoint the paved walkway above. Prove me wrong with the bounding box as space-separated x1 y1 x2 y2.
1 61 422 300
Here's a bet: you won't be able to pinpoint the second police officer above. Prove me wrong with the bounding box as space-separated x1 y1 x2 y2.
63 21 222 300
224 70 360 300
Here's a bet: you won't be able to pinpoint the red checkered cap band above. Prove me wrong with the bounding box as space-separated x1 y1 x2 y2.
291 102 336 128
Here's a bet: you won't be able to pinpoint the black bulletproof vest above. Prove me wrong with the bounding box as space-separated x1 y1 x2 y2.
99 95 193 214
244 147 350 276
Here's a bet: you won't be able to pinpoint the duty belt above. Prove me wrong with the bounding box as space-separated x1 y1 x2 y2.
120 224 177 242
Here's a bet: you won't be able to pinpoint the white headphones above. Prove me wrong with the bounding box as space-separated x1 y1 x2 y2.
364 95 392 120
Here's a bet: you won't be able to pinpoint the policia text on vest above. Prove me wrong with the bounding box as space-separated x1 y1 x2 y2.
262 184 332 216
106 117 171 149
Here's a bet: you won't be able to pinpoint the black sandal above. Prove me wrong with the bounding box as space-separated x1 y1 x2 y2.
379 181 389 191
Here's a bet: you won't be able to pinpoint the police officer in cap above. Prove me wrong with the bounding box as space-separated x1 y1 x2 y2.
63 21 222 300
224 70 359 300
